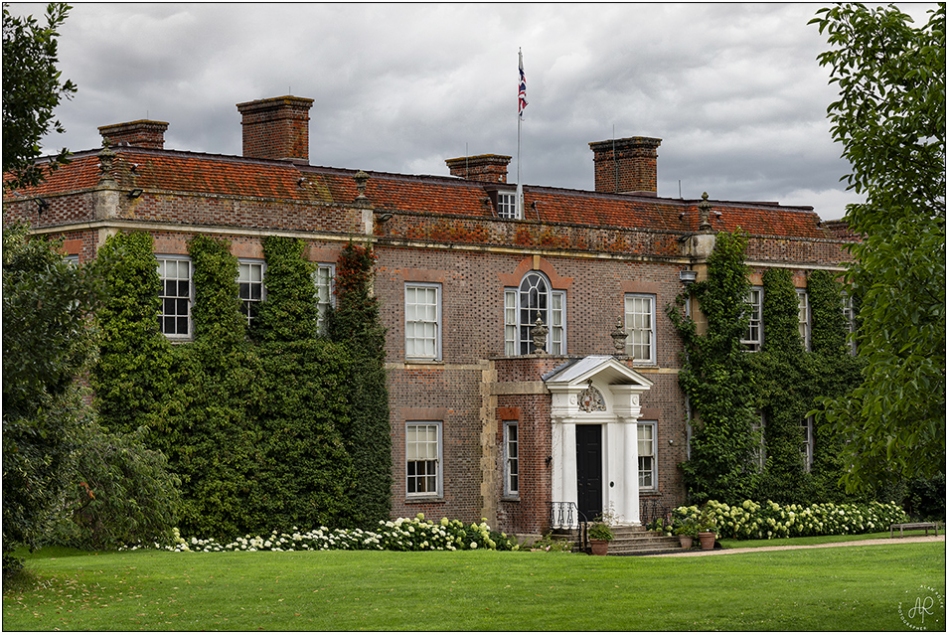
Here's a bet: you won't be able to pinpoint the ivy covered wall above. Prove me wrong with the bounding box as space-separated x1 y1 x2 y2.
92 232 390 538
670 230 863 506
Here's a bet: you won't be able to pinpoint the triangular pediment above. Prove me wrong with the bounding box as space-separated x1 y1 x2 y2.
544 355 653 390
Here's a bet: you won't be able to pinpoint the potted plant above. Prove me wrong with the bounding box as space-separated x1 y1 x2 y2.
675 518 697 549
696 507 718 550
587 521 614 556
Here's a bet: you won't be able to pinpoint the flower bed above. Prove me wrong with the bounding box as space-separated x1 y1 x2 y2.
672 500 908 540
126 514 518 553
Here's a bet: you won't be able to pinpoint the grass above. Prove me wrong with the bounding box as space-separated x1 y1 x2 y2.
718 528 942 549
3 539 944 631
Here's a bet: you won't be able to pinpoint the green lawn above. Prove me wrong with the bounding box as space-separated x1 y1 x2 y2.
3 541 944 631
718 529 943 549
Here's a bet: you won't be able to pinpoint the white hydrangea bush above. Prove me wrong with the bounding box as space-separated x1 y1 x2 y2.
125 514 518 553
672 500 907 540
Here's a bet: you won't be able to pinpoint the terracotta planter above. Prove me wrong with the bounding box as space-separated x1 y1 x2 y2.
679 535 694 549
698 531 716 550
590 539 610 556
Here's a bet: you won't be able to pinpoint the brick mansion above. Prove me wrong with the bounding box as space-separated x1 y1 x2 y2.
3 95 856 537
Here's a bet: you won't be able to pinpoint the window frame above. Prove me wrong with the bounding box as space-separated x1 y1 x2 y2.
624 293 657 364
405 421 443 499
800 417 814 472
752 412 766 472
503 421 519 497
842 292 856 355
496 191 520 220
156 255 193 340
237 259 266 328
797 289 810 351
404 282 442 361
504 271 566 356
741 286 764 352
637 421 658 491
313 263 336 335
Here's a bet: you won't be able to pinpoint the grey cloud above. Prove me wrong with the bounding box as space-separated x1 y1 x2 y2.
11 2 932 219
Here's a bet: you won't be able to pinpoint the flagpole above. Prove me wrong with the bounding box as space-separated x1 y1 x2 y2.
517 48 526 219
517 107 522 218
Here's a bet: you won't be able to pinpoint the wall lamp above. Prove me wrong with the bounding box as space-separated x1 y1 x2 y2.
375 212 393 223
36 198 49 214
678 270 697 285
128 188 144 199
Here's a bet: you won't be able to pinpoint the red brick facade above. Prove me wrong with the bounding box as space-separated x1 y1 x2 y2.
4 94 857 539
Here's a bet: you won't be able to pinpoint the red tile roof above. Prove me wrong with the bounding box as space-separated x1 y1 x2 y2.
4 146 831 240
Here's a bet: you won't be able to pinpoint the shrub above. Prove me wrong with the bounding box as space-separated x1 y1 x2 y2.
128 514 519 553
672 499 907 540
47 423 181 550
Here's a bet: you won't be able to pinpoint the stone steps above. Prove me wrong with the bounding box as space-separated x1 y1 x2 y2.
553 525 687 556
607 526 683 556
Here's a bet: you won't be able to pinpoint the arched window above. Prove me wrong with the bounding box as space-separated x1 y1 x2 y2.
504 272 565 355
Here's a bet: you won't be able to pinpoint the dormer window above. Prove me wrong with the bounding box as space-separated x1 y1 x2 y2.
497 191 519 219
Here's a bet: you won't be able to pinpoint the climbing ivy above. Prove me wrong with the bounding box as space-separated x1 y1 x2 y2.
91 231 175 437
166 235 262 537
91 232 388 539
254 236 356 530
670 231 863 506
752 268 811 503
328 242 392 528
668 230 759 505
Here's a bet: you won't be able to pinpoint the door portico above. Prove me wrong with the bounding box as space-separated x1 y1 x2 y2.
546 355 653 527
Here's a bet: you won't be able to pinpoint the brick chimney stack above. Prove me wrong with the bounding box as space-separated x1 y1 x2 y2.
589 136 662 195
98 120 169 149
445 154 512 183
236 95 314 164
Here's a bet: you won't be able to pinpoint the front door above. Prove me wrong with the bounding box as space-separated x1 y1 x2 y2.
576 424 603 522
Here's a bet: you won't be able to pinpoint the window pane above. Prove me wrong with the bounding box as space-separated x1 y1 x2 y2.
625 295 655 361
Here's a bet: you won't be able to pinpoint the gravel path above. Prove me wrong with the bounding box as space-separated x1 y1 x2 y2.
648 534 945 557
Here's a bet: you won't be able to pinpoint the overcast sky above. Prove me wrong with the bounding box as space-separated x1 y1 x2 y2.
10 3 936 219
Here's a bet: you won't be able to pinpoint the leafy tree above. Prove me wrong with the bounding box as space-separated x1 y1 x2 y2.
811 4 946 489
48 422 181 550
328 242 392 527
2 225 95 575
2 2 77 191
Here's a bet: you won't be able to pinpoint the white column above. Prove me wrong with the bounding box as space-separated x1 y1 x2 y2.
605 420 626 523
550 419 564 504
562 422 578 525
625 419 641 525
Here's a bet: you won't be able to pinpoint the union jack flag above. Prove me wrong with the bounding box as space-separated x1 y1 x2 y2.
518 49 528 118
